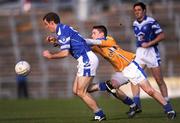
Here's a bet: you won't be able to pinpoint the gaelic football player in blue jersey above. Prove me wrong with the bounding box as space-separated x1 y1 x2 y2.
131 2 176 119
42 12 106 121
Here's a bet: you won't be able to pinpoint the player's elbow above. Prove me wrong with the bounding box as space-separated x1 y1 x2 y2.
63 52 69 57
160 32 165 40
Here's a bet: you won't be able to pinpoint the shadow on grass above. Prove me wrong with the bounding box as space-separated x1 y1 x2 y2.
105 112 179 121
1 112 178 122
0 116 58 122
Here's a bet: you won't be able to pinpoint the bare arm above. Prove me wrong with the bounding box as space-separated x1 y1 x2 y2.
43 50 69 59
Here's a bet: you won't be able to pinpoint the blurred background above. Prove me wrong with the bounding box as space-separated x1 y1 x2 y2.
0 0 179 99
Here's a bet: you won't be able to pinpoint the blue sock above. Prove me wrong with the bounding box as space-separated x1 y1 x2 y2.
95 109 105 117
99 82 107 91
122 96 134 106
163 103 173 113
133 96 141 108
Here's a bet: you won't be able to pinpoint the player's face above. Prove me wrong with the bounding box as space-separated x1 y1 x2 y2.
43 19 56 33
91 29 104 39
133 6 146 21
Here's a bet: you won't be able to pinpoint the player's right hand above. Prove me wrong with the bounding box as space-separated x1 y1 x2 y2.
43 50 52 59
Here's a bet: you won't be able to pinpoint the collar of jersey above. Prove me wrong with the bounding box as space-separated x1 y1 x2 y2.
56 23 61 34
137 15 147 23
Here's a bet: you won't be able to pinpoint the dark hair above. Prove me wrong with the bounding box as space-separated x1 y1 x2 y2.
93 25 107 37
133 2 146 11
43 12 60 24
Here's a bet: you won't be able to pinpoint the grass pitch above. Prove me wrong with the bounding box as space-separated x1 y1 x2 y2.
0 97 179 123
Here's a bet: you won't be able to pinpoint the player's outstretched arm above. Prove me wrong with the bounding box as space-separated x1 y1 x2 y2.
85 38 116 47
85 39 102 45
43 50 69 59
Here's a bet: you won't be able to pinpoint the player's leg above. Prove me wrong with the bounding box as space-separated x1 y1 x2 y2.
151 66 169 101
130 64 146 112
141 47 169 101
115 86 140 118
75 51 105 121
87 79 137 110
105 79 136 107
123 61 176 119
139 80 176 119
133 48 147 112
72 76 78 95
139 80 166 104
110 72 141 116
73 76 99 111
87 77 139 118
73 76 106 121
87 83 99 93
125 61 176 119
98 72 128 94
130 84 142 112
98 72 140 118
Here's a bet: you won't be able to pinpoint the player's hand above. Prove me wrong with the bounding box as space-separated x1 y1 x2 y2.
141 42 151 48
46 35 57 43
46 36 60 47
43 50 52 59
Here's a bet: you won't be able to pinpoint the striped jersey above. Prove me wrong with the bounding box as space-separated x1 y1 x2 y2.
133 16 163 47
56 23 91 63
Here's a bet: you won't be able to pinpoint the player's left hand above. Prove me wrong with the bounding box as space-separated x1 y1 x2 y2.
46 36 60 47
46 36 57 43
43 50 52 59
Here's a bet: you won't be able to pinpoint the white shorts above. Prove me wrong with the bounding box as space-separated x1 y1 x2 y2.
122 61 147 85
135 47 161 68
77 51 99 77
111 72 129 86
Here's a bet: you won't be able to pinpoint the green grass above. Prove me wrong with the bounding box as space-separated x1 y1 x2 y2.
0 97 179 123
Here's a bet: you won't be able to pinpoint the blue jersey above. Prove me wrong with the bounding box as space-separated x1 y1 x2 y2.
133 16 163 47
55 23 91 60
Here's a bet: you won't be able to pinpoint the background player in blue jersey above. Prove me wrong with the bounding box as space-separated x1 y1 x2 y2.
42 12 106 121
131 2 169 111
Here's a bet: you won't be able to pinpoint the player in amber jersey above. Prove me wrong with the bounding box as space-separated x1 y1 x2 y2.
92 36 135 72
86 25 176 119
87 28 139 118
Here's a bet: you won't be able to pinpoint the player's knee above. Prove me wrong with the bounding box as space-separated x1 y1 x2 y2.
111 80 120 88
76 89 86 98
146 88 155 96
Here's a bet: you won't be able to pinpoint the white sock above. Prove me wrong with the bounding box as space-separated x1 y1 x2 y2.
164 97 169 102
